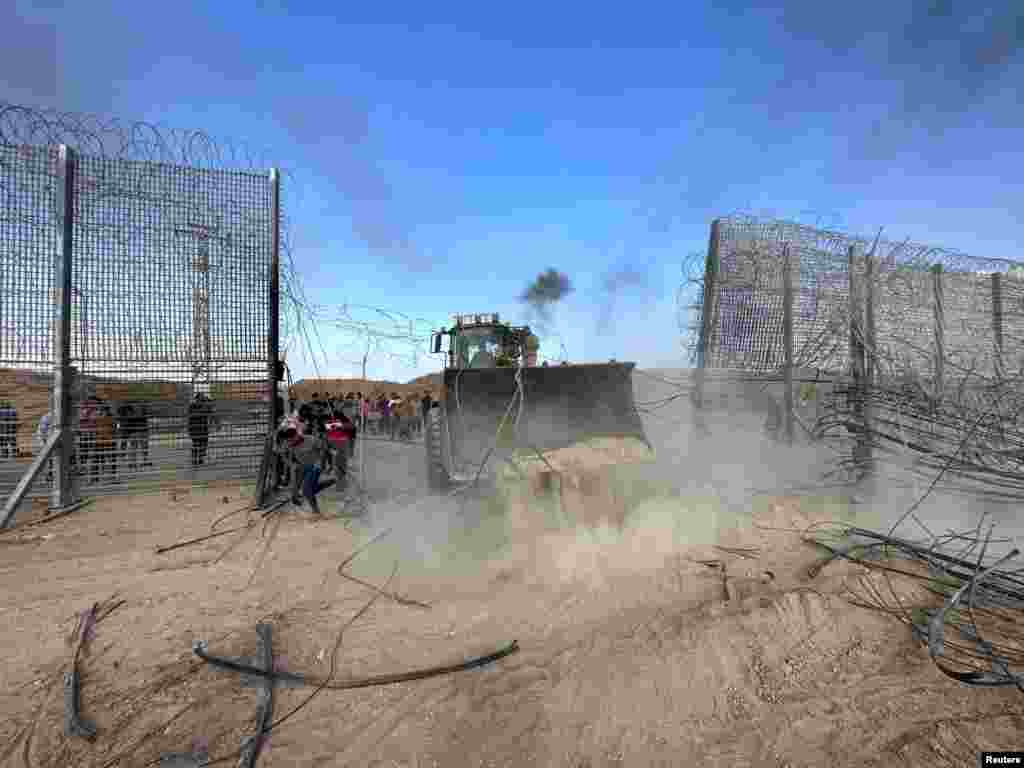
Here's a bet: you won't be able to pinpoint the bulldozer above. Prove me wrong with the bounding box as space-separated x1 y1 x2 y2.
425 312 653 531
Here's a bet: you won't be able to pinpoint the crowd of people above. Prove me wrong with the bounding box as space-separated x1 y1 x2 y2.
0 401 18 459
27 395 157 484
274 394 355 514
7 387 440 500
290 391 435 441
272 389 436 515
29 393 206 484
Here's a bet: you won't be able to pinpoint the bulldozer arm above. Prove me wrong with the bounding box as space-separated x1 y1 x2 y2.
426 363 650 489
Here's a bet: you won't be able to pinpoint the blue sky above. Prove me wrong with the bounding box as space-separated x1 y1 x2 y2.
4 0 1023 382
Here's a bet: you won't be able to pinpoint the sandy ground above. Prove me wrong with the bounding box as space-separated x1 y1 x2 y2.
1 377 1022 767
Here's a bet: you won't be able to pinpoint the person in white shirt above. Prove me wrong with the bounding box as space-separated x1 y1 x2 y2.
35 411 53 482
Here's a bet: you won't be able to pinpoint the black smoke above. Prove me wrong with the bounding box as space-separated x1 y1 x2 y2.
597 266 651 334
519 268 573 328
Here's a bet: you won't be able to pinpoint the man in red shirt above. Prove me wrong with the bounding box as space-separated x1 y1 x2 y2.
325 411 357 490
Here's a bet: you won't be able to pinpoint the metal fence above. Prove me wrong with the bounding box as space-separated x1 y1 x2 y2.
698 215 1024 382
0 142 280 517
691 214 1024 481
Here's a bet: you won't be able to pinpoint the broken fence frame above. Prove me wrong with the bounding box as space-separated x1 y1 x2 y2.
1 144 284 525
0 428 65 528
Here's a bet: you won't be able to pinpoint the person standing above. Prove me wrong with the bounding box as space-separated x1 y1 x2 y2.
420 391 433 434
188 393 212 467
116 402 136 471
386 394 397 440
395 397 416 441
0 401 17 459
325 411 357 492
379 395 392 440
93 401 117 483
34 409 53 482
122 403 149 472
136 402 152 468
78 395 98 479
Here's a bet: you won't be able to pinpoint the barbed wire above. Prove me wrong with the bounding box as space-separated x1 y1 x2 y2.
676 250 706 366
0 103 282 170
680 213 1024 503
311 302 438 378
0 101 320 372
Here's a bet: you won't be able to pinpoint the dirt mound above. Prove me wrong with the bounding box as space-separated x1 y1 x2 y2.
1 489 1020 768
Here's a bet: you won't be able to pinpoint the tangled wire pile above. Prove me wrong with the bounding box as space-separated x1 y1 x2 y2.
809 522 1024 692
815 374 1024 500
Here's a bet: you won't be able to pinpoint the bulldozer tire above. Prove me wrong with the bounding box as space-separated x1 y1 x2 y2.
425 406 451 491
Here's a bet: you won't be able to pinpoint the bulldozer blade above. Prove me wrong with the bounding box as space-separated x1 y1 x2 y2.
442 362 650 473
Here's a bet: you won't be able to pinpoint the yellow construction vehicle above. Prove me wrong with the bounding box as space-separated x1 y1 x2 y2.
425 313 652 524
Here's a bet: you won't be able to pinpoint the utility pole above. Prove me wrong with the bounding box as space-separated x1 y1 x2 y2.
174 222 228 395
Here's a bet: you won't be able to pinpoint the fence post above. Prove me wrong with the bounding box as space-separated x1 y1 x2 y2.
864 251 877 385
932 264 944 402
781 243 795 444
693 218 721 434
991 272 1004 382
847 244 871 484
265 168 281 501
862 251 877 484
52 145 77 511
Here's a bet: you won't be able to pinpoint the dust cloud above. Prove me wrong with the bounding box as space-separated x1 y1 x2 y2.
338 365 1022 598
335 368 840 595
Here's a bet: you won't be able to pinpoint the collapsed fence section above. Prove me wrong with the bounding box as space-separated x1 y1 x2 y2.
0 143 280 521
694 214 1024 489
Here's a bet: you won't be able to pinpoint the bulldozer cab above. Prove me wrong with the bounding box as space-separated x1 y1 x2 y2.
431 317 513 370
423 311 651 491
454 327 501 369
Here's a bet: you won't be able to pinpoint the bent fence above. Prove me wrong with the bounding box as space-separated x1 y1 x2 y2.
0 139 280 521
694 214 1024 489
698 215 1024 379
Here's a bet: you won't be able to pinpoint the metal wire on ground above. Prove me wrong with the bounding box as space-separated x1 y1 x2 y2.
807 522 1024 692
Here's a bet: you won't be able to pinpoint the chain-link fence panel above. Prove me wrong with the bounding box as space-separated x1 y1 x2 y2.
706 215 855 374
0 144 59 507
68 155 273 495
1002 269 1024 378
697 214 1024 494
0 144 276 510
701 215 1024 385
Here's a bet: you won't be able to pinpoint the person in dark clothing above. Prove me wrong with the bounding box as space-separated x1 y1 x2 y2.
379 395 391 439
325 411 357 491
388 393 402 440
136 403 152 467
116 402 136 470
281 423 335 514
116 403 151 471
0 401 17 459
93 402 117 483
77 395 98 477
188 394 212 467
420 392 433 434
273 393 288 484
